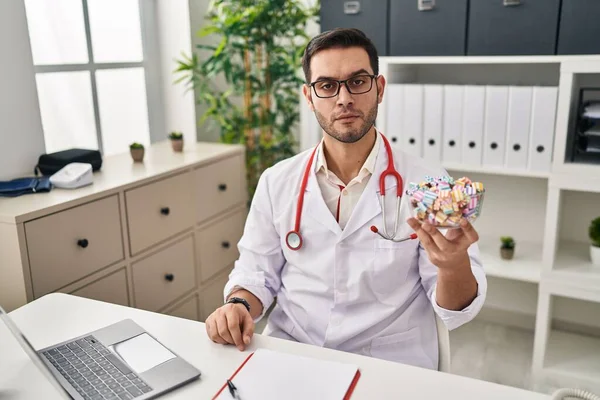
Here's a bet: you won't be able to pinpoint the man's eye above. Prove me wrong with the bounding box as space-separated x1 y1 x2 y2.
319 83 333 90
352 79 365 85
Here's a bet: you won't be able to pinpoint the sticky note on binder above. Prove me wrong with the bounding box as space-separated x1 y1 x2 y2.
212 348 361 400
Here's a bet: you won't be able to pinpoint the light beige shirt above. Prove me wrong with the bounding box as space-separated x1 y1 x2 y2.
314 132 381 230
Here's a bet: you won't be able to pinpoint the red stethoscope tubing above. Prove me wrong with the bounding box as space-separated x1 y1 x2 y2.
286 132 415 251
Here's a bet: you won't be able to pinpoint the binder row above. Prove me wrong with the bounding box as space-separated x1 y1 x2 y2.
385 84 559 172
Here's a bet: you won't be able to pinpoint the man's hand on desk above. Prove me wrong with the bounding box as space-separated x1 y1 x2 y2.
206 292 258 351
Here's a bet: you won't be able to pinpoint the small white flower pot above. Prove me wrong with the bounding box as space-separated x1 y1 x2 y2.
591 245 600 266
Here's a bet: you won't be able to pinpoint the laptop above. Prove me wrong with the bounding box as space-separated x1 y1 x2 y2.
0 305 201 400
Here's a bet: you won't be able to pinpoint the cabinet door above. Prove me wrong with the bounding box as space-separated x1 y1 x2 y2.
166 294 200 321
389 0 467 56
557 0 600 55
320 0 389 56
467 0 560 55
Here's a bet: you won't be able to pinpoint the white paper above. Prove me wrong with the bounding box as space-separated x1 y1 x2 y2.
215 348 359 400
111 333 176 374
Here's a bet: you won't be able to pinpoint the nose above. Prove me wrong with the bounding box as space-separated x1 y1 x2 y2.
336 83 354 107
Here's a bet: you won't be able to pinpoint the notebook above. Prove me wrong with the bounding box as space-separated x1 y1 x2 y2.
212 348 361 400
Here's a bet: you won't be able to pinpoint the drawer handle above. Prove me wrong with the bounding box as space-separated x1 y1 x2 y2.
221 241 230 249
165 273 174 282
77 239 89 249
343 1 360 15
418 0 435 11
513 143 521 151
218 183 227 192
160 207 170 216
503 0 521 6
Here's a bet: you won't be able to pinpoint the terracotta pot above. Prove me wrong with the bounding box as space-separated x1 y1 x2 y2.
170 138 184 152
500 247 514 260
130 148 145 162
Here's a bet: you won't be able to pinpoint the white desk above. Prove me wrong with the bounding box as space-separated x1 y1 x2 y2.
1 293 550 400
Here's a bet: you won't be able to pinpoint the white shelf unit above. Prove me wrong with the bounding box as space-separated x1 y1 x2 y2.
376 55 600 394
300 55 600 393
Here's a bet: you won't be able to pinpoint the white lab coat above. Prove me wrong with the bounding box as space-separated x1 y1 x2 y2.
224 132 487 370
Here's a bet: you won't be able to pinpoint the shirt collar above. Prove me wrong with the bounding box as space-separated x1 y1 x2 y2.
315 130 381 180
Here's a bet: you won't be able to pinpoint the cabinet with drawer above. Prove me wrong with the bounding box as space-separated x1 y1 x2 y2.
0 140 247 321
24 195 124 298
196 209 247 283
69 267 129 307
132 235 196 312
389 0 468 56
165 293 200 321
125 171 194 255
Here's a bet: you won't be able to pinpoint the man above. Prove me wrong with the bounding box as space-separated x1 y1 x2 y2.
205 28 486 370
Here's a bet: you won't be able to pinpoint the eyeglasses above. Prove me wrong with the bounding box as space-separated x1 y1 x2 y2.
309 74 377 98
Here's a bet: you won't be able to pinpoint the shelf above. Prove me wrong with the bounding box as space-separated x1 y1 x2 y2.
381 55 600 65
543 329 600 390
477 238 542 283
443 162 550 179
550 173 600 193
549 241 600 291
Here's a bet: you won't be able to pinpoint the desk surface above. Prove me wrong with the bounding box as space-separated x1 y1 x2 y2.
1 294 550 400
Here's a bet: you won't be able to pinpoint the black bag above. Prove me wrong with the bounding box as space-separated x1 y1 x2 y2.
35 149 102 176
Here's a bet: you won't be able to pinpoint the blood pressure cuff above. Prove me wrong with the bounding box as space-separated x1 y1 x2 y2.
0 176 52 197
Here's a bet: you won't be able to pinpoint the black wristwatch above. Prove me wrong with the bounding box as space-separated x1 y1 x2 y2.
226 297 251 313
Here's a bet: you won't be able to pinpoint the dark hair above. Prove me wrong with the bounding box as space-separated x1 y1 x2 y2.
301 28 379 84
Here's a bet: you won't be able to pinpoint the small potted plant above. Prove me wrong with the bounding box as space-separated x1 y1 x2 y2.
168 131 184 152
589 216 600 266
129 142 145 162
500 236 515 260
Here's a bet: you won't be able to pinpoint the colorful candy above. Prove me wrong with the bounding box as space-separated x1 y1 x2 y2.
407 176 485 227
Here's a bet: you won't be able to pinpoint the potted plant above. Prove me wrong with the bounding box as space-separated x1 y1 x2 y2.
168 131 184 152
589 216 600 266
500 236 515 260
129 142 145 162
174 0 319 202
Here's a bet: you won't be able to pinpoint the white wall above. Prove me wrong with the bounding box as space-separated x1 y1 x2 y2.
156 0 197 146
0 1 45 180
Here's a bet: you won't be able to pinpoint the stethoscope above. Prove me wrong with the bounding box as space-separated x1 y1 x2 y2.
285 132 418 251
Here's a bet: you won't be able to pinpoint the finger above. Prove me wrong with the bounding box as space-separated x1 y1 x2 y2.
406 218 440 253
226 310 245 350
216 314 235 345
458 218 479 244
207 319 227 344
241 312 255 345
445 227 464 242
420 222 452 251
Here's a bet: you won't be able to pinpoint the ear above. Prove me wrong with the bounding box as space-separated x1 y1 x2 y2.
302 84 315 111
376 75 386 105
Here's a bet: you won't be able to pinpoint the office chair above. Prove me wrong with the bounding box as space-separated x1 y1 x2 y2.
435 313 451 373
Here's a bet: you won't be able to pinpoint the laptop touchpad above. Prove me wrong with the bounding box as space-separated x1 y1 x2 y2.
111 333 176 373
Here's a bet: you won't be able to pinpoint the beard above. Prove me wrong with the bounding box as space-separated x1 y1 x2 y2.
314 101 378 144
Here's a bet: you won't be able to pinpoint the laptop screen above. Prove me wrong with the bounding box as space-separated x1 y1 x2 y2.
0 305 71 399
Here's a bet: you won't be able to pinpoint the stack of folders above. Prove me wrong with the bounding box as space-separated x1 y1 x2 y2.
579 102 600 155
385 84 559 172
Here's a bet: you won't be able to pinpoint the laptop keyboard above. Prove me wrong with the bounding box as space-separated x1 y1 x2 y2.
42 335 153 400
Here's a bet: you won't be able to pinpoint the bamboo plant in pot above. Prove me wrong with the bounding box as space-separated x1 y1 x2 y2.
129 142 145 162
174 0 319 202
500 236 515 260
590 216 600 266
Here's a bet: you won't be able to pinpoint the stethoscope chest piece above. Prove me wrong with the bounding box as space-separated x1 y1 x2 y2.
286 231 303 251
